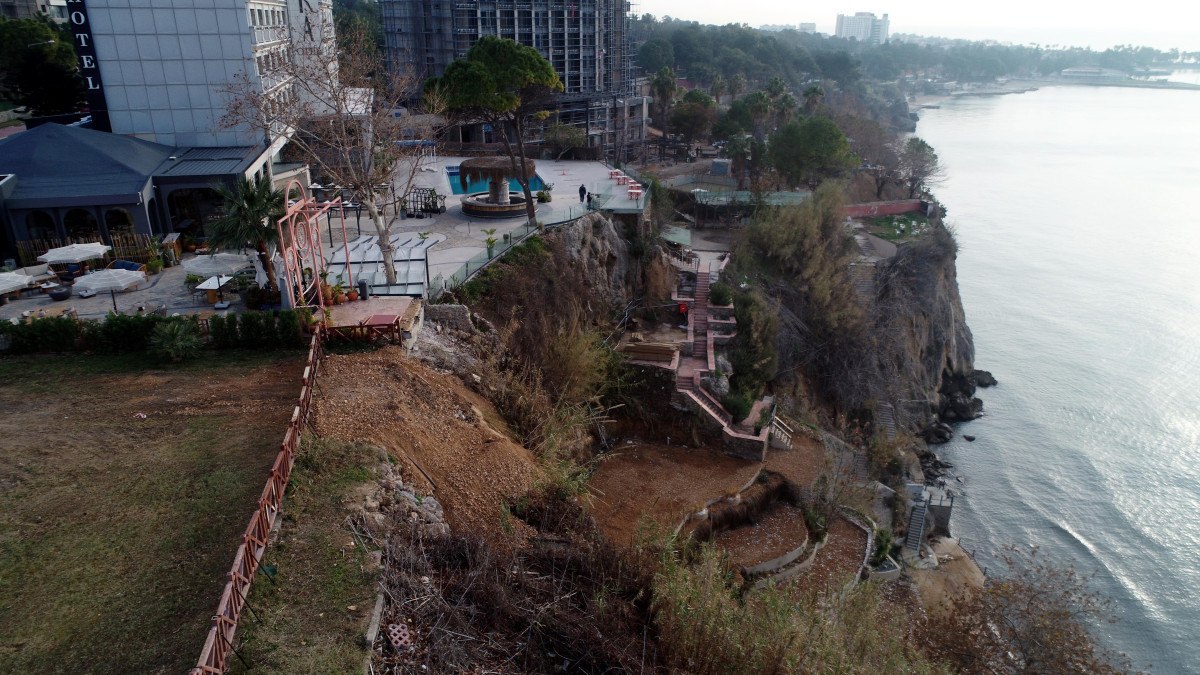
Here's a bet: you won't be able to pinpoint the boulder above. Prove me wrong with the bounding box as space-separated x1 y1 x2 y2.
972 369 997 388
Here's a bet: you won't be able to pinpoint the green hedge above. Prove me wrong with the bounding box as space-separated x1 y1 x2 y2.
0 309 309 355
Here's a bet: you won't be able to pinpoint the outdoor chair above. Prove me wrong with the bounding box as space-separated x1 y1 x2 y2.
107 259 147 273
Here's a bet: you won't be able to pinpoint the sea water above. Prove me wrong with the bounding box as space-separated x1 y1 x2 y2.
915 82 1200 673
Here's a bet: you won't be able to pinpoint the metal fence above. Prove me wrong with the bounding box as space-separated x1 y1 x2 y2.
190 330 325 674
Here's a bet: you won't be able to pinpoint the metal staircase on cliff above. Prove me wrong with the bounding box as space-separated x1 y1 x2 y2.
904 496 929 554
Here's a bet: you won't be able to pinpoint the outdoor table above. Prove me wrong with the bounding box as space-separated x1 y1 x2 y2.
609 169 622 179
617 175 630 185
628 186 644 198
196 275 234 304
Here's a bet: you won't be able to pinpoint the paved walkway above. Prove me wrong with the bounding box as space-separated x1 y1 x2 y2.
0 262 217 322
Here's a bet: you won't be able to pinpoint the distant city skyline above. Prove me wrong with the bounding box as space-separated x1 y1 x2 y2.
643 0 1200 52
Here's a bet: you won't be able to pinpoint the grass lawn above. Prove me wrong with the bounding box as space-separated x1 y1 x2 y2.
0 350 303 674
865 213 933 242
231 436 379 674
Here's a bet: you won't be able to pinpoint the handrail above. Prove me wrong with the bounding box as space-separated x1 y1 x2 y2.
190 328 325 673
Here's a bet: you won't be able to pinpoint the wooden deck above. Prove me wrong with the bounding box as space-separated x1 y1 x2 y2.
327 296 421 330
325 297 423 344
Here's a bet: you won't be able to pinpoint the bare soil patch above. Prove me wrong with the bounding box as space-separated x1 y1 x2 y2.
793 517 869 596
0 351 302 674
312 347 539 549
909 537 985 620
715 502 809 568
764 430 827 489
587 442 759 547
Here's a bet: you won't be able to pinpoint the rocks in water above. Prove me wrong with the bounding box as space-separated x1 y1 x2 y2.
941 393 983 421
923 421 954 444
916 446 954 480
963 435 975 442
972 369 997 388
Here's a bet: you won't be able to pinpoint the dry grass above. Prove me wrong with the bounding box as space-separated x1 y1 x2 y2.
0 351 301 674
230 437 381 673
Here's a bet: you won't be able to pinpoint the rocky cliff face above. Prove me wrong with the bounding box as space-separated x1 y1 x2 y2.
871 226 983 441
548 212 675 307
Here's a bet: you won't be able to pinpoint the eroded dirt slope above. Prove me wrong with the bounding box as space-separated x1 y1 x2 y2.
313 347 538 547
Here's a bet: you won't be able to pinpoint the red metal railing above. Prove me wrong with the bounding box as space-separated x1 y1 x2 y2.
190 329 325 674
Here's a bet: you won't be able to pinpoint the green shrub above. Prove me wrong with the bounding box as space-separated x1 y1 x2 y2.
94 313 165 352
275 309 305 348
149 321 202 363
0 317 83 354
208 315 238 349
721 390 753 423
238 311 274 348
708 281 732 306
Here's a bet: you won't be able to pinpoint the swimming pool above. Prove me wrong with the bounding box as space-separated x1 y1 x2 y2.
446 165 547 195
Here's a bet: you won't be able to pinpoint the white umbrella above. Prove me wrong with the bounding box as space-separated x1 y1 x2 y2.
72 268 146 312
37 242 112 264
183 252 254 277
0 271 32 295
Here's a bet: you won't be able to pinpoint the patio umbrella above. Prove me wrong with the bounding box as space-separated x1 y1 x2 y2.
72 268 146 312
0 271 32 295
37 242 112 264
183 252 254 277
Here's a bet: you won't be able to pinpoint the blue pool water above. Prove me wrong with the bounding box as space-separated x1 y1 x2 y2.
446 166 546 195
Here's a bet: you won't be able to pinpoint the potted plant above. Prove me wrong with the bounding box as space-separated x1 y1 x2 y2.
331 281 347 304
347 287 359 302
483 228 498 258
147 257 164 275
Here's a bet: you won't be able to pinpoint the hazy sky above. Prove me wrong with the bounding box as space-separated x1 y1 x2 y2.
640 0 1200 51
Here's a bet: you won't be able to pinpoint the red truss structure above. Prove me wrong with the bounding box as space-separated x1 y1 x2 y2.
274 180 354 319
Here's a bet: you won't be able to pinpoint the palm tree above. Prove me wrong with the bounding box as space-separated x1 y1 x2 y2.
729 74 746 100
650 66 678 131
773 92 798 129
209 175 285 292
802 84 825 115
711 75 726 104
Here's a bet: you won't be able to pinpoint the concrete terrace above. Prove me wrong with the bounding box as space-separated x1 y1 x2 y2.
312 157 645 291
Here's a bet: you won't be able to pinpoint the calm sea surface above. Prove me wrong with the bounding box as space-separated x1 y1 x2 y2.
915 82 1200 673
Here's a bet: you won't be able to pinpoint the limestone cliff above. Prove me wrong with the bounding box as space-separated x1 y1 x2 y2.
871 226 982 440
547 212 674 308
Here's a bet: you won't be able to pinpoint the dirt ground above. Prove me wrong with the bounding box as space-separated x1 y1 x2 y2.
764 430 828 489
792 518 869 596
715 502 809 567
586 442 760 547
0 351 302 674
312 347 539 548
909 537 986 619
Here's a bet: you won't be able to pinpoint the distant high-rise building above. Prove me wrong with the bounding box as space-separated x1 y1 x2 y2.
798 22 817 33
835 12 889 45
380 0 647 157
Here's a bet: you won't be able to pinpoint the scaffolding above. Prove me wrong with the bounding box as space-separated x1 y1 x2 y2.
380 0 646 156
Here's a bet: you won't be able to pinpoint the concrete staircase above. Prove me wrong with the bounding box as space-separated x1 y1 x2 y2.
692 272 710 361
904 496 928 554
877 403 897 440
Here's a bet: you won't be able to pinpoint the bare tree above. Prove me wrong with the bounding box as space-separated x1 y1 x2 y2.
897 136 946 200
222 25 439 285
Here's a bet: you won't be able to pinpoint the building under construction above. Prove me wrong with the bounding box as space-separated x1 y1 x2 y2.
380 0 647 160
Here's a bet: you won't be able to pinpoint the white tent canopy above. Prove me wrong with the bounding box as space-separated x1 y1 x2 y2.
37 242 112 264
183 252 255 277
72 268 146 311
0 272 32 295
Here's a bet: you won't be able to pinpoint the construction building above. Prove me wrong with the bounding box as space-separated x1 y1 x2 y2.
380 0 648 161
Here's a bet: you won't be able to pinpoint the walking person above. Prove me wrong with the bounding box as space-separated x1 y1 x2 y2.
579 184 587 202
